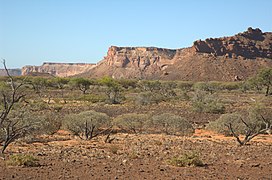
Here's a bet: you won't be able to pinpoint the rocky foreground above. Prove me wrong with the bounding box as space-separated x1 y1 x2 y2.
0 131 271 180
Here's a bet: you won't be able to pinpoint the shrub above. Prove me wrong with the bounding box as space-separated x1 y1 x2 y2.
63 110 111 140
76 94 107 103
160 81 177 97
7 154 40 167
193 81 221 94
177 81 194 92
168 151 204 167
117 79 138 89
151 113 194 135
191 90 225 114
239 81 251 93
207 113 243 136
109 145 119 154
207 106 272 145
134 92 166 105
137 80 162 92
220 82 241 91
113 113 150 133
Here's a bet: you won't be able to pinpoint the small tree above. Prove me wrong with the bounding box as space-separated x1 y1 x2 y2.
63 110 111 140
99 77 123 104
69 77 92 94
113 113 149 134
0 107 59 153
257 68 272 96
0 60 61 154
28 77 49 95
151 113 194 135
247 68 272 95
0 60 26 154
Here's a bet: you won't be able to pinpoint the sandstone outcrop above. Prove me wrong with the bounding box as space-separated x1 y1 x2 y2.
0 69 22 76
85 27 272 81
20 27 272 81
193 27 272 59
22 62 96 77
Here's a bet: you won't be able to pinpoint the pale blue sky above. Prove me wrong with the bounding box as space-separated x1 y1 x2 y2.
0 0 271 68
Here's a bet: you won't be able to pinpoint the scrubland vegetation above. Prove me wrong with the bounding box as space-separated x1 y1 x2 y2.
0 63 271 179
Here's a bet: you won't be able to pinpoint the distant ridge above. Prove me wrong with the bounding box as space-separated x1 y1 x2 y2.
17 27 272 81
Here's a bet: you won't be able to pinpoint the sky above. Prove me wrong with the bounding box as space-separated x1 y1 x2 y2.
0 0 271 68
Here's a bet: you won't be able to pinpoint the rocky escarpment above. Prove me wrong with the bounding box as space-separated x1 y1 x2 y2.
86 27 272 81
193 27 272 59
105 46 177 69
22 62 96 77
0 69 22 76
87 46 196 79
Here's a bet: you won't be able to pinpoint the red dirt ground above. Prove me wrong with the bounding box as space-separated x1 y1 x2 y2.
0 130 271 180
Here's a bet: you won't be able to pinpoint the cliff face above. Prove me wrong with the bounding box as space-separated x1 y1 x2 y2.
22 62 96 77
0 69 22 76
84 46 182 79
21 27 272 81
86 27 272 81
193 27 272 59
105 46 177 69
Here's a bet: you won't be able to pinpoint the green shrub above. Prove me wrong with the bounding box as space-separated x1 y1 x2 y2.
151 113 194 135
76 94 107 103
191 90 225 114
113 113 150 133
134 92 166 105
117 79 138 89
220 82 241 91
167 151 204 167
193 81 221 94
207 106 272 137
207 113 243 136
177 81 194 92
63 110 111 140
7 154 40 167
29 100 50 111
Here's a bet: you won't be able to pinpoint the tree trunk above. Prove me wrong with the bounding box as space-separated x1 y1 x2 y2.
265 85 270 96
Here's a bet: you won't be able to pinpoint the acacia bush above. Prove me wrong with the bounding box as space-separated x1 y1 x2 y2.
151 113 194 135
99 77 124 104
113 113 150 133
63 110 111 140
0 105 61 153
207 106 272 145
207 113 243 136
191 90 225 114
134 92 166 105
